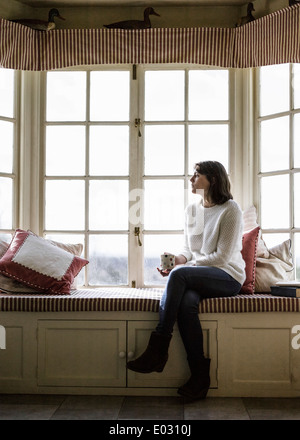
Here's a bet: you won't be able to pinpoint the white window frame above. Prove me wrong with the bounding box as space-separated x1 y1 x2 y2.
255 63 300 273
0 68 20 237
18 65 240 289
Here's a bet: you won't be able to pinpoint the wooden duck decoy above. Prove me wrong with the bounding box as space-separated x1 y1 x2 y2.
104 7 160 30
236 2 255 27
12 8 65 31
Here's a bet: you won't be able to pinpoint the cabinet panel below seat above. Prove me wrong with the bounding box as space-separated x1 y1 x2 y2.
37 320 127 387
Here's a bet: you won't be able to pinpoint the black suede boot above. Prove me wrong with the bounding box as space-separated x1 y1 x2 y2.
127 331 172 374
177 357 211 400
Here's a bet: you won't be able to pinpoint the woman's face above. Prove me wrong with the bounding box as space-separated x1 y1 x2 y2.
190 170 210 195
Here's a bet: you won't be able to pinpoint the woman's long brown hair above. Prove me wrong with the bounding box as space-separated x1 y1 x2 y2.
195 161 233 205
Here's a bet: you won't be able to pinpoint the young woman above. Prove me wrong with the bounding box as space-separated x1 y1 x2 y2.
127 160 246 400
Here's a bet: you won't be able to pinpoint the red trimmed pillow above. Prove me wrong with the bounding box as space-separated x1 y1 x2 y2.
240 226 260 294
0 229 88 295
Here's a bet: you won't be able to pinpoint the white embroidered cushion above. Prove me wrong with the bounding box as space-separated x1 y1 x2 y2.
0 229 88 295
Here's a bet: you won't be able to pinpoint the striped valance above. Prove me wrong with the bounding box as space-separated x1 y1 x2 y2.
0 5 299 71
1 289 300 313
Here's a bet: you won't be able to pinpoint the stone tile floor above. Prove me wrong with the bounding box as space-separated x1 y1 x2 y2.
1 394 300 420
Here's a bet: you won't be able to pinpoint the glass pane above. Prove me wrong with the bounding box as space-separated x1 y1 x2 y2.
0 68 14 118
144 180 184 230
144 234 184 285
90 71 130 121
260 64 289 116
189 70 228 120
144 125 184 175
46 72 86 121
261 233 290 250
0 233 12 245
260 175 289 229
294 114 300 168
45 233 85 286
89 126 129 176
294 63 300 110
89 234 128 285
188 125 228 172
295 234 300 279
0 121 13 173
260 117 289 172
294 173 300 228
89 180 128 230
145 71 184 121
45 180 85 230
46 126 85 176
0 177 13 229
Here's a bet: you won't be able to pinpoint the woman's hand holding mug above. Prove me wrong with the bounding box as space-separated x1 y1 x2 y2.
157 253 187 277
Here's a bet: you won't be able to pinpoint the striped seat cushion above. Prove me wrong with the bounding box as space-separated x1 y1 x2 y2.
1 288 300 313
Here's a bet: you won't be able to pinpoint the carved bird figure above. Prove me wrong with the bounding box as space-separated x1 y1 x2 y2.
11 8 65 31
104 7 160 30
236 2 255 27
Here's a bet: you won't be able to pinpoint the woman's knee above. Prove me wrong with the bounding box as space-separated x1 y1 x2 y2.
168 266 188 282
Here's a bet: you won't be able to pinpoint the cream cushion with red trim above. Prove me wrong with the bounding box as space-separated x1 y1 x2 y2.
0 229 88 295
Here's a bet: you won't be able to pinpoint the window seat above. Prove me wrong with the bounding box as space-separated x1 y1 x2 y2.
0 287 299 313
1 287 300 397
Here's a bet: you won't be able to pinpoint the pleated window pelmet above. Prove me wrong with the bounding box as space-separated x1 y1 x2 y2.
0 5 299 71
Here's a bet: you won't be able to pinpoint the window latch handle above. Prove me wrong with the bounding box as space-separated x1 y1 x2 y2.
134 227 142 246
135 118 142 137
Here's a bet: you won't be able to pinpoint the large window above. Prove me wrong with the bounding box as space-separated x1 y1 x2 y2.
2 63 297 287
43 66 231 288
0 68 17 242
257 63 300 277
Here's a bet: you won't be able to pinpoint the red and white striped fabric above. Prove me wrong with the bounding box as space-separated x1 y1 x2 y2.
1 288 300 313
0 5 299 71
234 5 300 68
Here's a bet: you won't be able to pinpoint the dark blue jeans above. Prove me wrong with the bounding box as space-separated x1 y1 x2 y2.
156 266 241 361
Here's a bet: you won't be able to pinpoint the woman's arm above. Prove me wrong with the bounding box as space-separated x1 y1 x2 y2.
176 254 188 265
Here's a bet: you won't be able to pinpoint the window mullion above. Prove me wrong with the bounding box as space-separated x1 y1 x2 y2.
184 68 189 208
85 71 90 286
129 65 144 288
13 70 20 232
19 71 42 234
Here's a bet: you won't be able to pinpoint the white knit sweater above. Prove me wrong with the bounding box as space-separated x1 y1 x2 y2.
179 199 246 286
